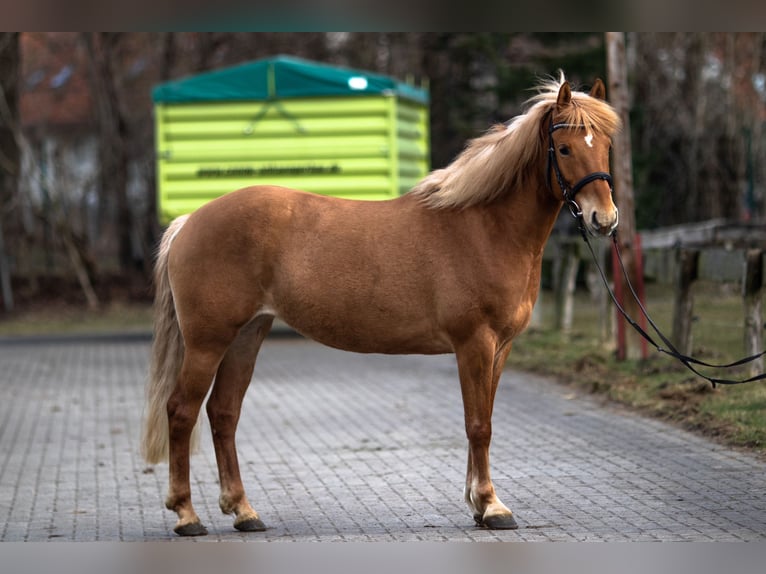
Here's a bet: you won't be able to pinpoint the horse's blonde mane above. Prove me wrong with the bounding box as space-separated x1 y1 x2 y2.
410 72 621 210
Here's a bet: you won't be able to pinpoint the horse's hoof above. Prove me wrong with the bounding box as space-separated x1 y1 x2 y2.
174 521 208 536
473 513 484 526
234 517 267 532
480 513 518 530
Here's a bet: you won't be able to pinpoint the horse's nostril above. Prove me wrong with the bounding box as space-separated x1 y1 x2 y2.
590 210 616 235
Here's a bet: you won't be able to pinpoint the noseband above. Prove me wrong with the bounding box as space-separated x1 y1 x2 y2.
546 114 613 222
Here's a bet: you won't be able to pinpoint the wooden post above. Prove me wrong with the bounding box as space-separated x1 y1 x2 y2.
743 249 764 376
530 284 543 328
555 241 579 336
0 217 13 311
671 248 699 356
584 239 612 345
606 32 643 360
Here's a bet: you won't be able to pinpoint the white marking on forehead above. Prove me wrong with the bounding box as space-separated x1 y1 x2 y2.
584 132 594 148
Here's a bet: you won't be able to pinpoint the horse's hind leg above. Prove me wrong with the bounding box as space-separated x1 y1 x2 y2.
165 339 230 536
206 316 273 532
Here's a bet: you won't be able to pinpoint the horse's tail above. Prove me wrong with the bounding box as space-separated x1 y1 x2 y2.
141 214 199 464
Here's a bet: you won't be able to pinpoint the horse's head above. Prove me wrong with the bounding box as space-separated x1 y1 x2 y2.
547 79 619 236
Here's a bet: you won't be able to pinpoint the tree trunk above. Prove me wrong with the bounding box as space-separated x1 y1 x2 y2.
606 32 645 360
82 33 133 273
0 32 19 312
160 32 176 81
681 34 706 221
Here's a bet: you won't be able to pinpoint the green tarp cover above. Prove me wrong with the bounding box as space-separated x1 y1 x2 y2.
152 55 429 105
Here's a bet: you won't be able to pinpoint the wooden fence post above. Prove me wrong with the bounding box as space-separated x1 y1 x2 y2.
530 279 543 328
555 240 579 336
584 239 612 345
671 248 699 356
0 218 13 312
743 249 764 376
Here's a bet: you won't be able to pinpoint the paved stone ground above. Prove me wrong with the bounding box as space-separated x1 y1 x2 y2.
1 335 765 542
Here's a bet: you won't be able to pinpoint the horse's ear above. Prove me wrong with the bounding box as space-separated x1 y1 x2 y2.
556 81 571 107
589 78 606 100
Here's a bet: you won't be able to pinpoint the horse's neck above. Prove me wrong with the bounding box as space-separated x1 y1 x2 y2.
487 177 562 257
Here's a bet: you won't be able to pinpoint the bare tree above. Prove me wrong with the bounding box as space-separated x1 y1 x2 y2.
0 33 19 311
81 33 134 274
632 33 759 226
21 143 100 310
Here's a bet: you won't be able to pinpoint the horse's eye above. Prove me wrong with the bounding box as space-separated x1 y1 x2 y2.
558 145 570 157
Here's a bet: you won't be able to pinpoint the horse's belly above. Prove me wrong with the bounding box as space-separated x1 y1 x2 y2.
312 331 451 355
274 304 452 355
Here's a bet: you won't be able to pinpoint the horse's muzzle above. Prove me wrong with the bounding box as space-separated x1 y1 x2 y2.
587 207 619 236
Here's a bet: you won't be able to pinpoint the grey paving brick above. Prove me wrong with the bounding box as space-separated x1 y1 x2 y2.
1 336 766 541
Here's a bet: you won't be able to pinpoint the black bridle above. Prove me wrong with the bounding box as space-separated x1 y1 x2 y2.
546 114 614 222
548 114 766 387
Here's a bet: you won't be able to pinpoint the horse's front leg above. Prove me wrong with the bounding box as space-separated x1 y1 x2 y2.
455 332 517 529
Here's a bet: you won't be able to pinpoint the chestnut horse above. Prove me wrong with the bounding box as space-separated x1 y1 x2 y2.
142 74 620 536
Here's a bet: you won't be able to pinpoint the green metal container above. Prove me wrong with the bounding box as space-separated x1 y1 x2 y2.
153 55 430 223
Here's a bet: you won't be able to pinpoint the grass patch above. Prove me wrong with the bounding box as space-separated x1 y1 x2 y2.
512 281 766 453
0 302 153 337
